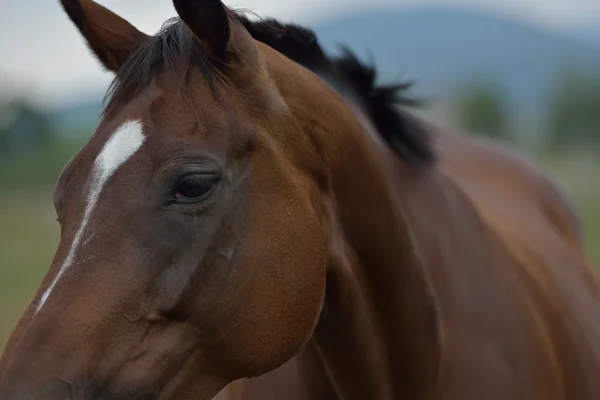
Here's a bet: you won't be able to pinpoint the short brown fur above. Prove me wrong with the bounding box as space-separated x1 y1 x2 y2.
1 1 600 399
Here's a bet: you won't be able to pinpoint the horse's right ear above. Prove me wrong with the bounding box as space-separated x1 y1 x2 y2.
60 0 149 72
172 0 231 60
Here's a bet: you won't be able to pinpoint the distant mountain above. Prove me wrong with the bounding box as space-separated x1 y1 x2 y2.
49 7 600 131
566 23 600 45
310 7 600 117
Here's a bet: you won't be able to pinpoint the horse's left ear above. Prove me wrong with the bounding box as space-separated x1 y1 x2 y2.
172 0 231 60
60 0 149 72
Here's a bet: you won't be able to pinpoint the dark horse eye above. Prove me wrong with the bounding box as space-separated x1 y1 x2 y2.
173 174 218 204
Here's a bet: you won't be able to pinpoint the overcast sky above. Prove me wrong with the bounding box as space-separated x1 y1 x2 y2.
1 0 599 108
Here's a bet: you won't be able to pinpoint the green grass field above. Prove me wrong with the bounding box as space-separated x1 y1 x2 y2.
0 153 598 352
0 191 59 347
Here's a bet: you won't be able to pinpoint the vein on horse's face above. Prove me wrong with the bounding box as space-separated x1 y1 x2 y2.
35 120 146 314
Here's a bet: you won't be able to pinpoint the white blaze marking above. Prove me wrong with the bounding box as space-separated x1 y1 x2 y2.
35 120 146 313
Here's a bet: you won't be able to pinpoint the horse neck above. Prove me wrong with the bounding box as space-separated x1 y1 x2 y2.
260 47 444 396
302 102 443 399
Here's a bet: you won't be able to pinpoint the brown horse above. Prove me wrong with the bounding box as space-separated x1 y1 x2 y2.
1 0 600 399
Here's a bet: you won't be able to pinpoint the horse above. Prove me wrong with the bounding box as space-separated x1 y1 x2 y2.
2 0 600 399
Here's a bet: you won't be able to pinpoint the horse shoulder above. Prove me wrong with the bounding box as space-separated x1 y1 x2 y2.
429 127 584 253
429 127 600 397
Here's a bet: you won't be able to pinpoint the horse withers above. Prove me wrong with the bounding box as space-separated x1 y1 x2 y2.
1 0 600 399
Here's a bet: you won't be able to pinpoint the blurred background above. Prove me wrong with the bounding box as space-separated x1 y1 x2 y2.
1 0 599 348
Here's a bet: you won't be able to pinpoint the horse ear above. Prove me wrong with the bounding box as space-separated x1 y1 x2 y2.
60 0 149 72
172 0 231 60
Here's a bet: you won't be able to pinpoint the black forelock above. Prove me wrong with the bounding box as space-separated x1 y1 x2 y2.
104 12 434 167
104 17 219 116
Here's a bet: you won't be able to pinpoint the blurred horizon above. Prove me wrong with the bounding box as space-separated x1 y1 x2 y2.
1 0 600 110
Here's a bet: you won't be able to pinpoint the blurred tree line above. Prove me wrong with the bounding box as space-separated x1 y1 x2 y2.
546 69 600 149
0 99 51 158
1 67 599 192
0 99 84 191
455 81 511 141
455 68 600 151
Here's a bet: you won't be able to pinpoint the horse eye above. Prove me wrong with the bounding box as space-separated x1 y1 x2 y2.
173 174 218 204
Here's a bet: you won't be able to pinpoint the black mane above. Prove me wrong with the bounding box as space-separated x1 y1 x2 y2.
236 14 434 167
106 13 435 167
330 48 434 166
